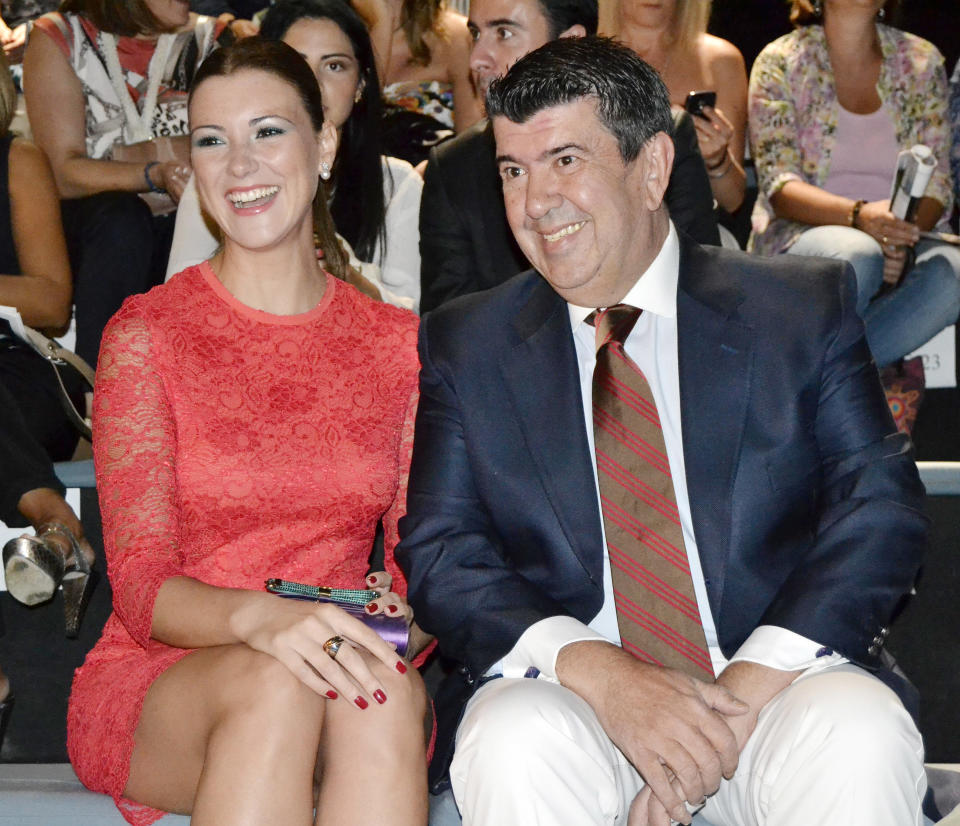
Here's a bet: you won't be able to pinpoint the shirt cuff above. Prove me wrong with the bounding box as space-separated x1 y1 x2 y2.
498 615 611 681
726 625 848 674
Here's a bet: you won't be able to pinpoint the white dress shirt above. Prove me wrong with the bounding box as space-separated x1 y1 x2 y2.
495 223 845 681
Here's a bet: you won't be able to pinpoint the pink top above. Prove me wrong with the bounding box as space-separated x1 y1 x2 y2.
67 263 420 825
823 104 900 203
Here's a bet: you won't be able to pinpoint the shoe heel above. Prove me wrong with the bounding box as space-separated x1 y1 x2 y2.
62 569 94 639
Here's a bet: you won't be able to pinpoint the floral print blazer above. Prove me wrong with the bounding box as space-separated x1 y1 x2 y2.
748 24 952 256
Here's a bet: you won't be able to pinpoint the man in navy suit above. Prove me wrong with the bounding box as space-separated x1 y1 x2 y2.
398 37 927 826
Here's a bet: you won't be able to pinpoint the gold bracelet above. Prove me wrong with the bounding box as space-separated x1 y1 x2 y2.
849 199 866 228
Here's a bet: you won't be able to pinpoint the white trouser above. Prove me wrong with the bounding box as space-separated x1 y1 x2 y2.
450 664 925 826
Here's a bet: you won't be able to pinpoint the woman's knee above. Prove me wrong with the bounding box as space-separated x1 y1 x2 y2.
211 645 326 729
913 246 960 322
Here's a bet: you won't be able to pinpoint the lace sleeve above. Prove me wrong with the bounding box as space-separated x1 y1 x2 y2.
93 303 183 648
382 384 418 600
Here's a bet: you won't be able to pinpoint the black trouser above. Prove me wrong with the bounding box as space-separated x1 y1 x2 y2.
0 340 84 528
60 191 174 367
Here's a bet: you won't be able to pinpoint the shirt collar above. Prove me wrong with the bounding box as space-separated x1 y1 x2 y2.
567 221 680 331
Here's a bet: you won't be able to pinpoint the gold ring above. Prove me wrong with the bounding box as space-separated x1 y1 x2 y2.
323 635 345 660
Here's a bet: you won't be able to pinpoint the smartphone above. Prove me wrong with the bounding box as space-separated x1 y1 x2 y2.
684 90 717 119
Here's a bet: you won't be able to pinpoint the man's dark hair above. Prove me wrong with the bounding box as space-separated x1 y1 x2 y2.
486 36 672 163
536 0 599 38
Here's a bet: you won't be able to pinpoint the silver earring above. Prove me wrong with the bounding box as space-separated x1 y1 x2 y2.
877 6 885 20
320 161 331 181
812 0 823 16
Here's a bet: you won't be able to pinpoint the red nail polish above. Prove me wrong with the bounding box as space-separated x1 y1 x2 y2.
355 696 368 709
387 604 398 614
326 690 338 700
367 601 379 612
367 575 377 585
374 689 387 704
395 661 407 674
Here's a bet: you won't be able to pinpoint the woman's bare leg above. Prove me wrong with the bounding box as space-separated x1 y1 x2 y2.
125 644 326 826
315 652 429 826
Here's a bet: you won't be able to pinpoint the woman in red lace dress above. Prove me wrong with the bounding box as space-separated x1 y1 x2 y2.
67 38 429 826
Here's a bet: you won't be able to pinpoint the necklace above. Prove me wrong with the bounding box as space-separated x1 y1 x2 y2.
100 31 176 144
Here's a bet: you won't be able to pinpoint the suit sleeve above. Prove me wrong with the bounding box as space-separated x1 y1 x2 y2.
396 315 578 679
419 146 484 315
666 111 722 247
758 264 927 668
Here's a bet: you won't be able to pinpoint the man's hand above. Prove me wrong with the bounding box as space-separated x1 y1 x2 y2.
714 660 802 751
557 641 747 825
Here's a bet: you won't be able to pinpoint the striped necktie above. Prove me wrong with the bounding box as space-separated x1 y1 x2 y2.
590 304 712 678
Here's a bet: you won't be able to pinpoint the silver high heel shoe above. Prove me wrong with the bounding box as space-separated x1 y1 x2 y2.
2 522 93 638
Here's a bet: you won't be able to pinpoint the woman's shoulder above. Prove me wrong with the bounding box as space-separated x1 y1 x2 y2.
432 9 472 65
334 279 419 348
381 154 422 193
697 33 745 66
754 27 813 61
114 265 206 326
880 25 944 71
31 11 76 56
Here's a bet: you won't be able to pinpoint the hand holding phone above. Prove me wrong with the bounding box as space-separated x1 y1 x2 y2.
684 90 717 119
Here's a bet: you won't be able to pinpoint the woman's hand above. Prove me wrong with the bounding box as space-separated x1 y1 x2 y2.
235 593 407 709
857 200 920 251
692 105 735 172
364 571 434 659
2 22 27 63
153 161 191 204
882 245 908 286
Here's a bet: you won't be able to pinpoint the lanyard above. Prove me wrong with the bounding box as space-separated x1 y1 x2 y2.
100 31 176 144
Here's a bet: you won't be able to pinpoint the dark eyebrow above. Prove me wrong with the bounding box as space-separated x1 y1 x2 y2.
320 51 354 60
495 143 587 166
469 17 521 30
190 115 295 134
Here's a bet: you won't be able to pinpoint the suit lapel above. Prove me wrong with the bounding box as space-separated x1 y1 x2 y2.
677 239 754 617
499 276 606 587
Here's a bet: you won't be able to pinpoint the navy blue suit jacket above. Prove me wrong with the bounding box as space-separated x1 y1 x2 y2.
397 235 927 787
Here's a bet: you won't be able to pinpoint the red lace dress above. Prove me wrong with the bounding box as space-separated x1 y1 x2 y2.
66 262 420 825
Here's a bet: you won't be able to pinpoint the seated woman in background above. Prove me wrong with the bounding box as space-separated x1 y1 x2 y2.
67 38 429 825
0 47 93 754
356 0 479 163
749 0 960 369
168 0 423 310
601 0 747 215
23 0 231 366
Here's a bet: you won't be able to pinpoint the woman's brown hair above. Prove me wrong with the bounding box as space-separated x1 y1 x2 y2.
790 0 901 27
188 38 348 281
58 0 181 37
400 0 444 67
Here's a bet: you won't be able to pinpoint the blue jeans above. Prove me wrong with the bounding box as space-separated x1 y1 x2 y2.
788 225 960 367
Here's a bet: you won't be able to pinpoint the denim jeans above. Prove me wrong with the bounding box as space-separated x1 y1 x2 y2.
787 225 960 367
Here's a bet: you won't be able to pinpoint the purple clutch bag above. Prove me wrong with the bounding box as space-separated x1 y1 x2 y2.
264 578 409 657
